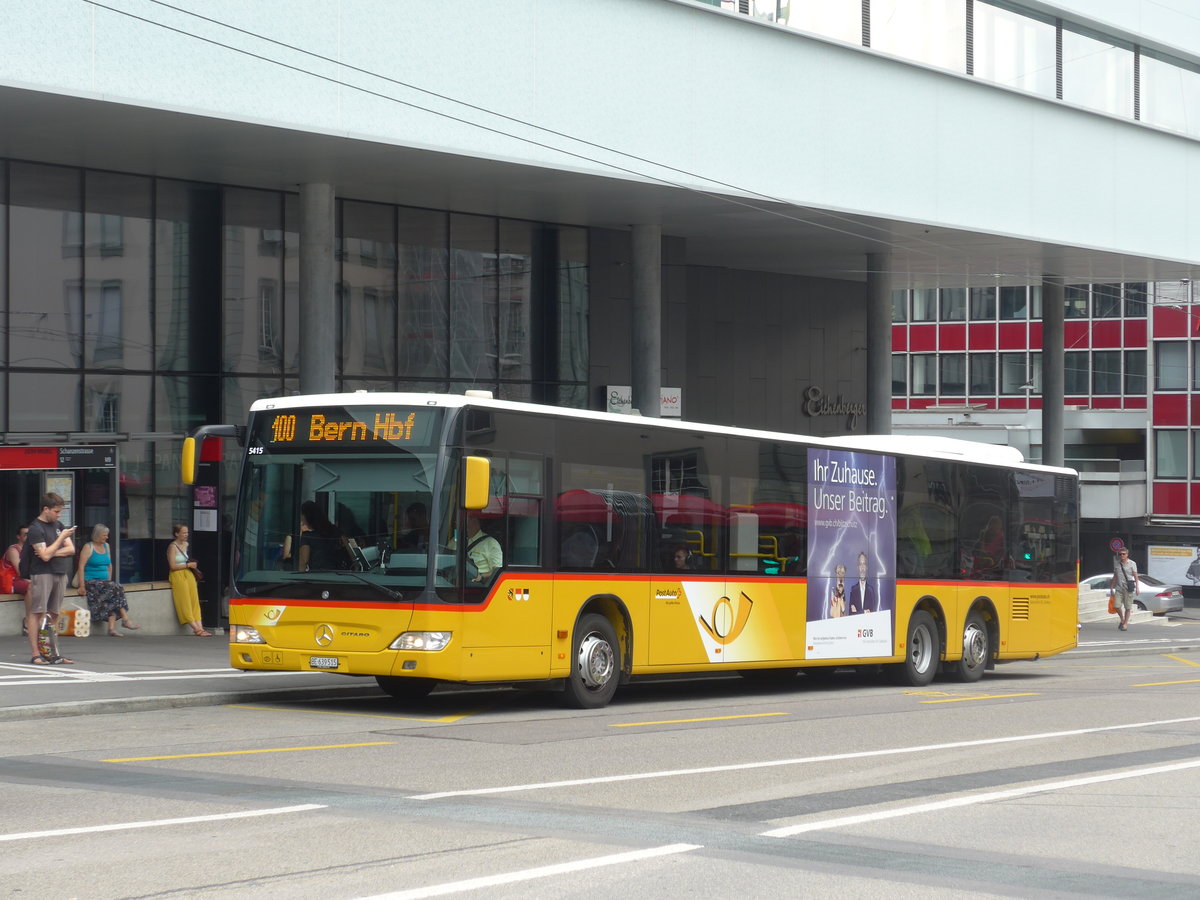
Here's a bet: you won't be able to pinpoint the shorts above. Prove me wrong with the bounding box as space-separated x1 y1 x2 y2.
1114 586 1136 611
28 573 66 615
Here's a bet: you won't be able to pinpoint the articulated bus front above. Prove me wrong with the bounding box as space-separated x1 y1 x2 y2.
222 399 475 689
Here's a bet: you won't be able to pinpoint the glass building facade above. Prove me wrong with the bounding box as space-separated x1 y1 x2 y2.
0 159 589 582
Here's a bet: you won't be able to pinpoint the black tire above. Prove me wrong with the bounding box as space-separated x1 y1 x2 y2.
563 614 621 709
375 675 436 701
1134 601 1147 611
891 609 940 686
952 610 989 682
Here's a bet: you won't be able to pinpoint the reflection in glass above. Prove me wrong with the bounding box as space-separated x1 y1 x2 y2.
557 226 589 406
450 214 497 383
999 352 1028 394
911 354 937 395
341 200 397 379
1140 53 1200 137
891 290 908 322
999 286 1027 319
969 287 995 319
498 220 534 387
1065 352 1089 394
156 181 221 373
870 0 966 73
973 1 1056 98
969 353 995 394
1156 430 1187 478
1092 350 1120 394
940 288 965 321
1065 284 1089 318
940 353 965 395
85 171 152 370
783 0 861 45
1125 350 1146 394
84 373 151 434
1124 283 1147 317
397 208 449 380
1156 342 1187 390
1062 28 1133 117
1092 284 1121 318
911 289 936 321
224 188 284 375
9 163 82 369
892 354 907 394
9 371 80 431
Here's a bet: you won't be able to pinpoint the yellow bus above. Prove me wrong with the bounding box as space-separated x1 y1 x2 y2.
183 392 1079 708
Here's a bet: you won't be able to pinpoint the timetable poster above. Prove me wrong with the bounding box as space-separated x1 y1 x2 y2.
805 449 896 659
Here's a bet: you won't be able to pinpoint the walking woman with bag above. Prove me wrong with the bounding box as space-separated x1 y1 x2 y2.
77 523 139 636
168 523 210 636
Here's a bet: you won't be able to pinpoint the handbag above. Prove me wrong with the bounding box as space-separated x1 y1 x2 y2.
1107 591 1116 615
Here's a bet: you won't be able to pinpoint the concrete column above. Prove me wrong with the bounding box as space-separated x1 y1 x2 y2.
866 252 892 434
1041 276 1065 467
300 183 336 396
631 224 662 417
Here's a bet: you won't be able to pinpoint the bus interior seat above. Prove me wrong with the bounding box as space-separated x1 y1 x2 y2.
561 527 599 568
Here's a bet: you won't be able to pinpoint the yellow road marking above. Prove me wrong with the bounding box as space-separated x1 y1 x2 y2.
105 741 394 763
1164 654 1200 667
920 693 1039 704
227 703 480 723
611 712 788 727
1132 678 1200 687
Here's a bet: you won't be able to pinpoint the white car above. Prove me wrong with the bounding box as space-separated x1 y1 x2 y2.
1078 573 1185 616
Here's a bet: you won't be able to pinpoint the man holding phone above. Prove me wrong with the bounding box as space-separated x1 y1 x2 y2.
26 492 77 664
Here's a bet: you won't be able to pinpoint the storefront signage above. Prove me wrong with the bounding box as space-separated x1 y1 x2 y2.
606 386 682 417
0 445 116 470
802 386 865 430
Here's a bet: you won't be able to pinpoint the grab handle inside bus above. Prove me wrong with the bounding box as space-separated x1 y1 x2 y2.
463 456 491 510
181 424 243 485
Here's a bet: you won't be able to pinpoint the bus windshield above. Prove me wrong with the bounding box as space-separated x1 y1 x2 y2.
233 405 456 601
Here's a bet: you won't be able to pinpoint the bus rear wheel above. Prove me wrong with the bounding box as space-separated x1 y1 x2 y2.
952 611 990 682
375 675 436 702
564 614 620 709
891 609 940 687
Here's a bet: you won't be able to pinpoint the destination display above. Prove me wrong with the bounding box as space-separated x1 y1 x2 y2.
250 407 440 452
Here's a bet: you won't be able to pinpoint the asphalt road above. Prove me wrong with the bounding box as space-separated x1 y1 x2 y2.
3 618 1200 898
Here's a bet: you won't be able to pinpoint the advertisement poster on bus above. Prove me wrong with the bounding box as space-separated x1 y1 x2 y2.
806 448 896 659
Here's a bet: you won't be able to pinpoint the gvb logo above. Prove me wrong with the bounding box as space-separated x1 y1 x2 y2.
698 592 754 644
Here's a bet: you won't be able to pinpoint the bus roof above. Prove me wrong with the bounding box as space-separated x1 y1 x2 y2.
248 391 1076 477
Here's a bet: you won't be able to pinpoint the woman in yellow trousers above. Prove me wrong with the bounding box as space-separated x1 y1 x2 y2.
167 523 211 637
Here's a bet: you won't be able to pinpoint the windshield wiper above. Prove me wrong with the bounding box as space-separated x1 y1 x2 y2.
238 581 293 597
328 571 405 601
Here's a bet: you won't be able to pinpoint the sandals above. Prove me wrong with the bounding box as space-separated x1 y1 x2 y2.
30 655 51 665
108 630 125 638
121 621 140 630
29 655 74 665
193 630 213 637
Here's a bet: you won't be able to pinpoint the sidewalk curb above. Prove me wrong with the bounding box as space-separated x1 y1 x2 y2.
0 683 378 723
1067 638 1200 659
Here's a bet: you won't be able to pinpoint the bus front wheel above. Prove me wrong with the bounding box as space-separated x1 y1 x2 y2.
376 675 436 702
892 609 940 687
952 611 989 682
564 614 620 709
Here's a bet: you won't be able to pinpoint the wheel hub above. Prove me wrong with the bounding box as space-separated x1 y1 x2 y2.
962 624 987 668
577 633 615 690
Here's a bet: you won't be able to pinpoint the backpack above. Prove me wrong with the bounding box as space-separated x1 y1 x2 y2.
18 538 34 581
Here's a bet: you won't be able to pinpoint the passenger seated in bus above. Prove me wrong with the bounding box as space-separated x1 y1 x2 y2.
671 544 700 571
297 501 350 571
398 502 430 551
451 513 502 583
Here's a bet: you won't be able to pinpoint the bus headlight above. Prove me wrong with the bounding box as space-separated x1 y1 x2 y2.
389 631 451 651
231 625 265 644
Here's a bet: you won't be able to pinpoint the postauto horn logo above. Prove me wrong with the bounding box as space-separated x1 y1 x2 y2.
698 592 754 644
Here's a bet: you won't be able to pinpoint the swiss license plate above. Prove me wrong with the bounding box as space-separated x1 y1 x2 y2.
309 656 339 669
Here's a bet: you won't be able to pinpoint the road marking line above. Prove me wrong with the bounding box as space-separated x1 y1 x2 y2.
0 804 326 842
611 712 788 727
1132 678 1200 687
104 742 394 762
408 714 1200 800
920 693 1039 704
1164 654 1200 667
227 703 479 723
762 759 1200 838
361 843 702 899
